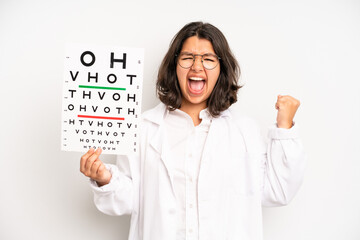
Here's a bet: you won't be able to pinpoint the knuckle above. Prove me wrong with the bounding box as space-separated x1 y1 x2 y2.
292 99 299 106
87 158 95 165
98 167 105 175
93 161 100 168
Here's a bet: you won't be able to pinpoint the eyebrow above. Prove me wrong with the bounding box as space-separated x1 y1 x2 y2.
180 51 217 56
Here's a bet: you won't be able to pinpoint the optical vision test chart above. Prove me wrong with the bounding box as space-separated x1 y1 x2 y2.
61 44 144 155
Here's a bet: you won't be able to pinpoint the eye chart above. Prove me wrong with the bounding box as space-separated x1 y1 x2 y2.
61 44 144 155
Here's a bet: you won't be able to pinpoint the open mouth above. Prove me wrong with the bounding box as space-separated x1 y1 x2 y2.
188 77 206 94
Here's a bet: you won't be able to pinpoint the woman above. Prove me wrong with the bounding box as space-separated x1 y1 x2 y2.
80 22 305 240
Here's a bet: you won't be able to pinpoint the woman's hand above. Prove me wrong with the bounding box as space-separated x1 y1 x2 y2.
275 95 300 129
80 148 111 187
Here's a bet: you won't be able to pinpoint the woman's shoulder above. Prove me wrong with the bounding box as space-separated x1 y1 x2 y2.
140 103 168 130
227 109 260 132
226 110 266 153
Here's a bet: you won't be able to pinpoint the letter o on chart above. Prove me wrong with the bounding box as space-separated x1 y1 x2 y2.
113 93 121 101
80 51 96 67
107 74 117 84
68 104 74 111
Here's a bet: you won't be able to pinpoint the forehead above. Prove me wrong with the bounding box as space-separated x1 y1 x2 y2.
180 36 215 54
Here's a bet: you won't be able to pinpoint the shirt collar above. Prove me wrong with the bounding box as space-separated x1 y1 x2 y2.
143 103 230 125
199 108 211 121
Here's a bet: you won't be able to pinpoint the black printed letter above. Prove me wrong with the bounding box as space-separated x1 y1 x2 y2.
88 72 98 83
126 74 136 85
80 51 96 67
110 52 126 69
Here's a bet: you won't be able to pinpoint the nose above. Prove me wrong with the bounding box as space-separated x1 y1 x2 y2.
191 55 203 71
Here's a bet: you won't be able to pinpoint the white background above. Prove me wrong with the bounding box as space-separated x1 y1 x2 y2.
1 0 359 239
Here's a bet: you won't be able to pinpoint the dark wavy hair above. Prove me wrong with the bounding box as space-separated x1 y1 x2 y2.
156 21 241 117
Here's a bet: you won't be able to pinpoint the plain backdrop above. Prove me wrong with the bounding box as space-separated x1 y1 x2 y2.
1 0 359 239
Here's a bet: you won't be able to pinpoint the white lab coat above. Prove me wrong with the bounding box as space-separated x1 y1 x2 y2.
90 103 306 240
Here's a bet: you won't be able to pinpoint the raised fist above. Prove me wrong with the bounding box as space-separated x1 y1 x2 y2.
275 95 300 129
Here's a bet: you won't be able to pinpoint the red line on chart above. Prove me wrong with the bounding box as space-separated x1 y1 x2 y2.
77 115 125 120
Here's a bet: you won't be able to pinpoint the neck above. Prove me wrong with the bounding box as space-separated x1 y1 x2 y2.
180 101 206 126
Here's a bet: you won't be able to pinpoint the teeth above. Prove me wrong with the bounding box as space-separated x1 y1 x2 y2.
189 77 204 81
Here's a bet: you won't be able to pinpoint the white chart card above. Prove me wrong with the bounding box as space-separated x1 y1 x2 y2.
61 44 144 155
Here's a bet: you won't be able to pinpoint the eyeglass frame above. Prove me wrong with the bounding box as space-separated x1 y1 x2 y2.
175 52 221 70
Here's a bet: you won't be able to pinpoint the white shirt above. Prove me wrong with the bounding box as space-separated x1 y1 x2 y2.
164 109 212 240
90 103 306 240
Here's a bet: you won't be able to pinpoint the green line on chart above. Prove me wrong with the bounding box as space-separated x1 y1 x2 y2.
79 85 126 91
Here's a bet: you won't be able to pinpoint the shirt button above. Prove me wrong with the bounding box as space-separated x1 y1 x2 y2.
188 176 193 182
189 204 193 208
189 229 193 233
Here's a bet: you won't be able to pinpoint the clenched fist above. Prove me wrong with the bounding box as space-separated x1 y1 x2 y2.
275 95 300 129
80 148 111 187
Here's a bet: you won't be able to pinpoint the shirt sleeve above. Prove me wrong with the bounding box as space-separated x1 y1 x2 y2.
89 154 138 216
261 123 306 207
